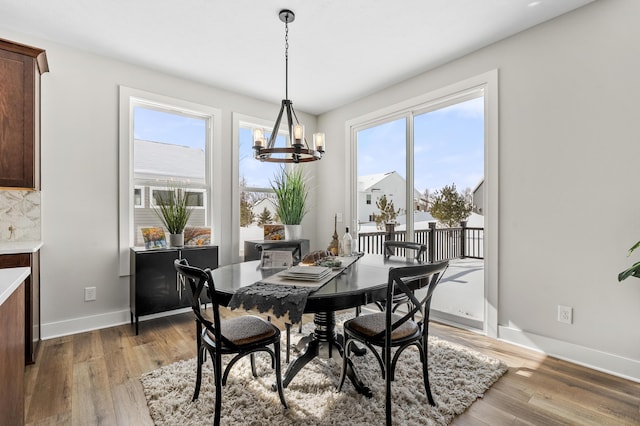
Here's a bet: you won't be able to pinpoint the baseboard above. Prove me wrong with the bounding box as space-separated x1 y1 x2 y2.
41 307 191 339
431 309 483 331
498 325 640 383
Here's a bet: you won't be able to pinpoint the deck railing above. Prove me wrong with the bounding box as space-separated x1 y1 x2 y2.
357 221 484 262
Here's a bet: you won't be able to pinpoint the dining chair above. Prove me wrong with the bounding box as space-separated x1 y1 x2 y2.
174 258 287 426
256 240 304 363
337 260 449 426
375 241 428 314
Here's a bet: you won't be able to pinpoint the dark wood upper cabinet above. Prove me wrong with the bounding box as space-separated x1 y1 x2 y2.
0 38 48 190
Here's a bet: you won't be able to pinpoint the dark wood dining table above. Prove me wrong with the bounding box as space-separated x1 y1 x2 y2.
210 254 415 397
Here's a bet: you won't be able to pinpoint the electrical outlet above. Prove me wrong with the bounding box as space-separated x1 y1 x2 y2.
336 212 343 222
557 305 572 324
84 287 97 302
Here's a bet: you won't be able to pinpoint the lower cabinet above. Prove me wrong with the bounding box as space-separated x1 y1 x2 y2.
130 246 218 334
0 281 25 425
0 251 40 364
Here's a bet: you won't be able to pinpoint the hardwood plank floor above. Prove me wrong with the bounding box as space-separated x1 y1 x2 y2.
25 309 640 425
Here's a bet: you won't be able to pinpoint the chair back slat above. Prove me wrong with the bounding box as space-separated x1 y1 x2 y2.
384 241 427 263
372 260 449 340
174 258 237 348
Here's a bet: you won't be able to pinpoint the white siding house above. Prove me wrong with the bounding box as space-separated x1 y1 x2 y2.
357 171 423 224
133 139 207 245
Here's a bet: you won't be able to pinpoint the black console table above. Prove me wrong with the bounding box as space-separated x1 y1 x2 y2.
130 245 218 334
244 239 310 262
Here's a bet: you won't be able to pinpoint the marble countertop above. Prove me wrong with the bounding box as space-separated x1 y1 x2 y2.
0 241 43 255
0 267 30 306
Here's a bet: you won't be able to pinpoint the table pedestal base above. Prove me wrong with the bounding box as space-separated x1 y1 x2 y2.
281 311 372 397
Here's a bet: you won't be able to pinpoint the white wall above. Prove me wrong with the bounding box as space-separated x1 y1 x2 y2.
316 0 640 380
3 0 639 381
0 28 318 337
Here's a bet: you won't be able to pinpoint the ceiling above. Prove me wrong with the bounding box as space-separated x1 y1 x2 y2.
0 0 595 115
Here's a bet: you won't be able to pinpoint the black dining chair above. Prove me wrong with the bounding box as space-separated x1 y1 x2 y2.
337 260 449 426
174 258 287 426
375 241 428 314
256 240 304 363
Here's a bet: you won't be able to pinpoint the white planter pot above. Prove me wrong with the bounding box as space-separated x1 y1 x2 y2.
169 233 184 247
284 224 302 240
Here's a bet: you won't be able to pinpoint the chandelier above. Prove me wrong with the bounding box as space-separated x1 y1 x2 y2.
253 9 325 163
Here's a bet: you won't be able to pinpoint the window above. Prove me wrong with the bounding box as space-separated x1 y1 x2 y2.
236 118 288 259
354 96 483 236
348 70 498 336
134 186 145 208
119 87 221 275
150 187 206 209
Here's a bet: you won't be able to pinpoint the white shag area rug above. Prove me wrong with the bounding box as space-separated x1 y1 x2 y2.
140 318 507 425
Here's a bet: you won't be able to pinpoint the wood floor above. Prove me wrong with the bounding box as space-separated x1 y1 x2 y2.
24 308 639 425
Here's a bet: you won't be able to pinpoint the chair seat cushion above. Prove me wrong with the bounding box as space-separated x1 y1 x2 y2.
209 315 277 346
345 313 419 340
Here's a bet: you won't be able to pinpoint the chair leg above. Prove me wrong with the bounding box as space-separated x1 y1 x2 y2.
385 345 393 426
285 323 291 363
337 339 351 392
214 352 223 426
250 353 257 377
193 346 204 401
420 339 435 406
273 341 288 409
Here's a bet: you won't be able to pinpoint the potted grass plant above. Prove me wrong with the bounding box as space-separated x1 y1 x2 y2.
154 182 193 247
618 240 640 281
271 166 308 240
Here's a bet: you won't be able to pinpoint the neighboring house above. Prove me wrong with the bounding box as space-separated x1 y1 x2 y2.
357 171 423 224
133 139 207 245
251 197 277 223
472 179 484 215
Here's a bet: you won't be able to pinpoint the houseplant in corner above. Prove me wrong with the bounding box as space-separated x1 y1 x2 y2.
271 166 308 240
154 182 193 248
618 240 640 281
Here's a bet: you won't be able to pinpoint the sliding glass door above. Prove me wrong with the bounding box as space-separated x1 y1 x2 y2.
354 92 485 330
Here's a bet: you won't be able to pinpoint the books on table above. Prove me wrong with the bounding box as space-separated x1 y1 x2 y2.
278 265 332 281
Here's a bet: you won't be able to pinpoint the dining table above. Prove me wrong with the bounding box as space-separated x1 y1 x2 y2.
210 253 417 397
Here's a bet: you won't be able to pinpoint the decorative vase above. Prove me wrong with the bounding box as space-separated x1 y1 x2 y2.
169 233 184 248
284 224 302 240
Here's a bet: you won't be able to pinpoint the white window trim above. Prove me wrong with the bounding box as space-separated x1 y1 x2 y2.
232 113 291 263
118 86 221 276
344 70 499 338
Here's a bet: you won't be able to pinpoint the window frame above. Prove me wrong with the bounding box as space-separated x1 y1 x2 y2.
232 113 293 262
118 86 221 276
345 70 499 338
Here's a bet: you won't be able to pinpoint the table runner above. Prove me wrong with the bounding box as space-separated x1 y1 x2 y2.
228 255 362 323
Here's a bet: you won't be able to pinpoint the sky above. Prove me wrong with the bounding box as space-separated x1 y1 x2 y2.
357 96 484 194
134 96 484 195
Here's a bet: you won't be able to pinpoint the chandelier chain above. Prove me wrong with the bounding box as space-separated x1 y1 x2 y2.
251 9 324 163
284 19 289 100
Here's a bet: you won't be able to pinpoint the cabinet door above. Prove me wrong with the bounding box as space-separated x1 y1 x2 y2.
0 48 36 188
134 250 184 316
0 252 38 364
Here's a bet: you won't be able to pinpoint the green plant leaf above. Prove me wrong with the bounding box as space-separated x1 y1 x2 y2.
618 261 640 281
271 167 308 225
628 240 640 256
153 182 193 234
